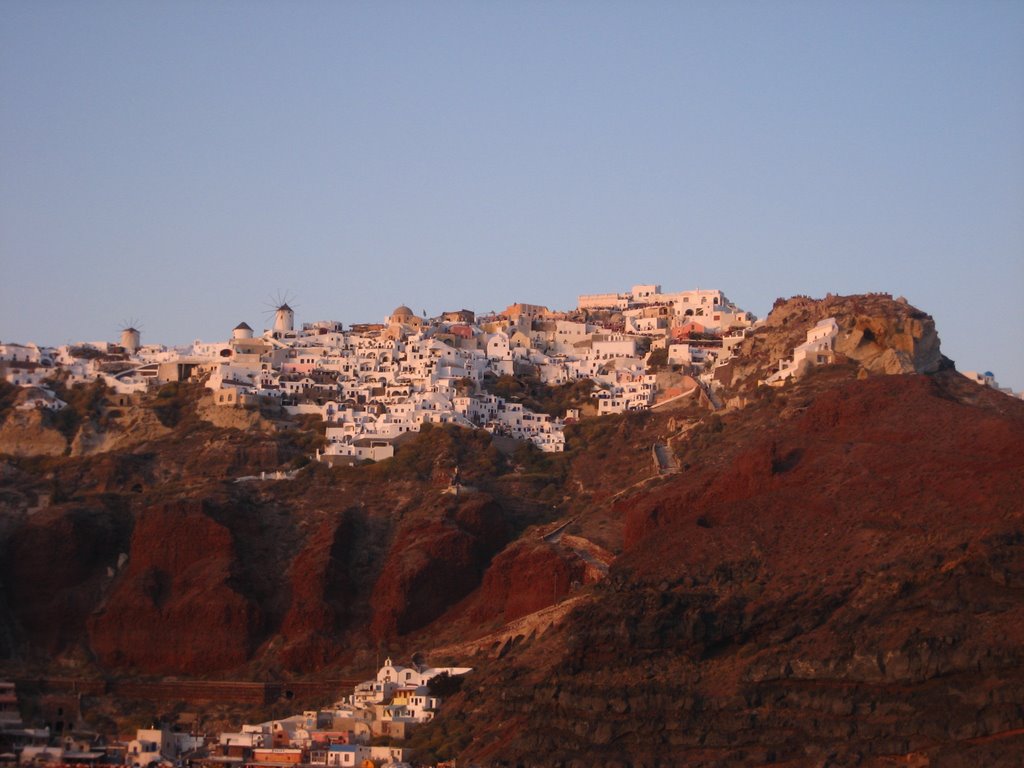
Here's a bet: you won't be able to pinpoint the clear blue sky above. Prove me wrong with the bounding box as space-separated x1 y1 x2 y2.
2 1 1022 388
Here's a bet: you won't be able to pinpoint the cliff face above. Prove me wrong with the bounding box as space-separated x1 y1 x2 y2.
0 410 67 457
1 502 131 656
722 293 950 393
435 372 1024 767
2 293 1023 764
274 514 355 671
87 500 263 674
0 405 534 676
370 495 510 639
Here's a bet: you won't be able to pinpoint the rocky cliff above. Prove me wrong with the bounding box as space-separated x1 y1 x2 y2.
87 499 262 673
425 371 1024 767
1 294 1022 765
0 409 67 457
370 494 510 639
719 293 951 393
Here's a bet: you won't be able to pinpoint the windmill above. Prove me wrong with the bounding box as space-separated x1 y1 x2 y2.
263 291 297 336
118 317 143 354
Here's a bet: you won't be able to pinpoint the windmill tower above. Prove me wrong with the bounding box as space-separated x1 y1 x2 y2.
120 325 141 354
273 303 294 333
264 293 297 338
232 322 254 340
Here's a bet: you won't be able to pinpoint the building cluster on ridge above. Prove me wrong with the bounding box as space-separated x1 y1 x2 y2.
2 284 1018 460
1 659 471 768
0 284 757 459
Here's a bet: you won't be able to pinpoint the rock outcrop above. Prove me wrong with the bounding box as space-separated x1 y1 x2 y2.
196 395 276 433
1 503 131 656
87 500 262 674
0 409 67 457
467 539 585 624
722 293 950 393
370 495 509 639
70 407 172 456
466 535 611 625
836 305 944 375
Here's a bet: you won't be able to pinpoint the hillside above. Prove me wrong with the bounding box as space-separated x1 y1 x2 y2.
1 293 1023 765
0 383 665 678
420 370 1024 766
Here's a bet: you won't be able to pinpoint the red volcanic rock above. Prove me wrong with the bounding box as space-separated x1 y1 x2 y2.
88 500 261 674
468 537 603 624
624 374 1024 567
2 504 130 655
444 372 1024 766
370 495 508 639
51 453 155 497
275 515 353 671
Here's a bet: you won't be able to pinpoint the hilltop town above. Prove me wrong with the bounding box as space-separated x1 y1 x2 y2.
1 285 762 461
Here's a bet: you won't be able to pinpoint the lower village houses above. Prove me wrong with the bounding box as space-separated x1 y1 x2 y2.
1 660 470 768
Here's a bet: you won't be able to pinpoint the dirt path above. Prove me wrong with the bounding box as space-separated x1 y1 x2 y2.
429 595 591 660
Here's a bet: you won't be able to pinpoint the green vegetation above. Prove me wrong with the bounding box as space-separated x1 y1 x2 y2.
151 381 191 427
511 440 554 475
674 412 726 466
354 423 506 483
406 710 473 764
67 346 105 360
482 374 594 417
453 376 476 396
563 411 626 455
47 379 108 439
646 347 668 372
284 414 329 456
426 671 465 698
0 380 19 420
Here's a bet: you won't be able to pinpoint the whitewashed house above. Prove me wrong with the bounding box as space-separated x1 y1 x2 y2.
765 317 839 386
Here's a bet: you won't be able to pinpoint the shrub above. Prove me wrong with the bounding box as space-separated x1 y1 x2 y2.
646 347 668 371
427 671 465 698
0 380 19 420
47 379 108 438
482 375 595 417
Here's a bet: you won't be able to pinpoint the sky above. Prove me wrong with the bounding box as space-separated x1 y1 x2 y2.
2 1 1022 389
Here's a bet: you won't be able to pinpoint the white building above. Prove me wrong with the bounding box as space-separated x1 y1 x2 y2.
126 727 204 767
764 317 839 386
961 370 1020 397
